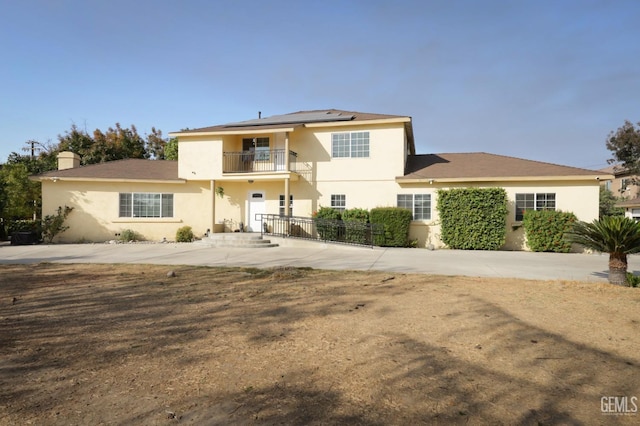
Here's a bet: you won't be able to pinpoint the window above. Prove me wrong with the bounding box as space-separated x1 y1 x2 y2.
279 194 293 216
621 178 630 193
119 193 174 218
632 208 640 222
242 137 270 161
397 194 431 220
331 131 369 158
331 194 346 212
515 193 555 221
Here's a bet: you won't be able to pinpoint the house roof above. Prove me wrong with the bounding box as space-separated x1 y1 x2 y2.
399 152 609 182
173 109 411 134
32 159 181 182
616 197 640 208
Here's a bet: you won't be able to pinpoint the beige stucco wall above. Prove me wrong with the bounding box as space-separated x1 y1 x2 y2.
398 180 600 251
41 179 213 243
178 137 223 180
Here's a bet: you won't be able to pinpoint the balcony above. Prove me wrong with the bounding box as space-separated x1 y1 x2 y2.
223 149 298 174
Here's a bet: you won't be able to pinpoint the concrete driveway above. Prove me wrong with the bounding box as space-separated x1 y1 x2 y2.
2 240 638 282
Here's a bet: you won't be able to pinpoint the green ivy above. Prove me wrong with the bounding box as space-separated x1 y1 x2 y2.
370 207 412 247
522 210 576 253
437 188 508 250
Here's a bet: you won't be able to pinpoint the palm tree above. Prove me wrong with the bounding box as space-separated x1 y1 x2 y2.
565 216 640 285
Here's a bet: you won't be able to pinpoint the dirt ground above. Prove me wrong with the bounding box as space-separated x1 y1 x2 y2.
1 263 639 425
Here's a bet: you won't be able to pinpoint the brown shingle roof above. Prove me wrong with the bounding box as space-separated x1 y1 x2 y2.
33 159 180 181
401 152 605 180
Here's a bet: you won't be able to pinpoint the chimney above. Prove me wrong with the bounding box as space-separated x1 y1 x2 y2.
57 151 81 170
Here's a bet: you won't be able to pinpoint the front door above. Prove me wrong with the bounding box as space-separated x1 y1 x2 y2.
247 191 265 232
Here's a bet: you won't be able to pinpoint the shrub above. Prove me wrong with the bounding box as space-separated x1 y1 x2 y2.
314 207 342 241
522 210 577 253
370 207 412 247
120 229 139 242
627 272 640 288
41 206 73 243
342 208 370 244
437 188 508 250
176 226 194 242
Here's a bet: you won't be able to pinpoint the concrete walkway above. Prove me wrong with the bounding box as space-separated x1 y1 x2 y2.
2 239 638 282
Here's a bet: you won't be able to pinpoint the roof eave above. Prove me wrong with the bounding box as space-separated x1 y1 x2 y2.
34 176 186 184
169 126 298 137
396 174 612 183
303 117 411 128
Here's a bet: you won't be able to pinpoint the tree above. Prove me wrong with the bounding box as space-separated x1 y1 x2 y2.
565 216 640 285
0 160 41 220
146 127 168 159
164 138 178 160
606 120 640 181
599 186 624 218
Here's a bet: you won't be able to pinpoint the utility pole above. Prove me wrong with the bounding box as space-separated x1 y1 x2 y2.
24 140 43 221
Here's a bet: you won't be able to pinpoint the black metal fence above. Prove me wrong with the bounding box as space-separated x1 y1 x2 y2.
223 150 298 173
257 214 384 248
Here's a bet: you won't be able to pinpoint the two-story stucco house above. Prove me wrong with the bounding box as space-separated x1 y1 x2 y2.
33 109 610 250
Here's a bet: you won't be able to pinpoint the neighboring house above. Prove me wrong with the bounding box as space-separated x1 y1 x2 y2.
616 197 640 221
32 109 610 250
598 164 640 199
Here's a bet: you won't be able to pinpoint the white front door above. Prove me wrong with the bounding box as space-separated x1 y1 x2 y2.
247 191 265 232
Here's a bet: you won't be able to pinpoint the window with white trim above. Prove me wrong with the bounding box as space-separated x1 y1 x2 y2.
397 194 431 220
331 131 369 158
119 193 174 218
515 193 555 221
279 194 293 216
331 194 346 212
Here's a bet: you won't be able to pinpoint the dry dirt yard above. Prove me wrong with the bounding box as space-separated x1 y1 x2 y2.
1 263 639 425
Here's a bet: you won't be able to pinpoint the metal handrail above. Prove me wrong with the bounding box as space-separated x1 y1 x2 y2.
223 149 297 173
256 213 383 248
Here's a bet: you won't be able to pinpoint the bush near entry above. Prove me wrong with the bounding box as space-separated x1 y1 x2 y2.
370 207 412 247
342 208 370 244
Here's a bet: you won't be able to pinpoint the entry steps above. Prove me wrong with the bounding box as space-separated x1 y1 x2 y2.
197 232 278 248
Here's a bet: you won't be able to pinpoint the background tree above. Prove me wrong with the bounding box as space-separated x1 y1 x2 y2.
599 186 624 218
606 120 640 182
164 138 178 160
146 127 168 159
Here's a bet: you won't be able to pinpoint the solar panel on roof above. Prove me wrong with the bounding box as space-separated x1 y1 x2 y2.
225 111 355 127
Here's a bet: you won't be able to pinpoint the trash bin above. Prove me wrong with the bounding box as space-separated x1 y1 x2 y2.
10 231 40 245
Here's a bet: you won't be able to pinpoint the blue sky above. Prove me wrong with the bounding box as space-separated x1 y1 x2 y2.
1 0 639 170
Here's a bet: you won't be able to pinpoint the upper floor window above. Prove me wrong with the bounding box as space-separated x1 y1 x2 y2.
243 137 270 161
331 131 370 158
515 193 555 221
119 193 174 218
397 194 431 220
331 194 346 212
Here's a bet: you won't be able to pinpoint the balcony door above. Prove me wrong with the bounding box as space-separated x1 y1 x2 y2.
242 137 270 161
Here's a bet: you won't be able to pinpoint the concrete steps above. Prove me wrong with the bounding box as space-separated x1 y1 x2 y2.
197 233 278 248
